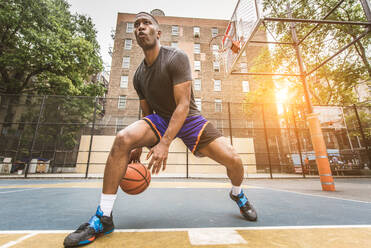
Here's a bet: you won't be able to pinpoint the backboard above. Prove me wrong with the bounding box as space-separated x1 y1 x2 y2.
223 0 263 74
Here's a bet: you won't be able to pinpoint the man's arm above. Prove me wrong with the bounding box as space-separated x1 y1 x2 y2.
147 81 191 174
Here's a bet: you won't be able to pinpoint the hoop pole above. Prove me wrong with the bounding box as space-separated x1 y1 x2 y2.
298 0 346 45
264 17 371 26
288 4 335 191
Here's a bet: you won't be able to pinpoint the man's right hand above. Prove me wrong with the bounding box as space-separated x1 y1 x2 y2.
129 147 143 163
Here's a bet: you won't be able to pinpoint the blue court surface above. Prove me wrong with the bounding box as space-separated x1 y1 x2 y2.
0 178 370 247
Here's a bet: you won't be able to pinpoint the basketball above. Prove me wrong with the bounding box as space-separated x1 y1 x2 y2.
120 162 151 195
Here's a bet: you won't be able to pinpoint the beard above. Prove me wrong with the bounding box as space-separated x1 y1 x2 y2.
138 38 157 50
136 29 158 50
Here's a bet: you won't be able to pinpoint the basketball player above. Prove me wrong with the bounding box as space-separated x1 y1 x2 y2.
64 12 257 247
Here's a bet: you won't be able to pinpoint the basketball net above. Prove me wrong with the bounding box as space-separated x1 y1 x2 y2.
209 35 241 74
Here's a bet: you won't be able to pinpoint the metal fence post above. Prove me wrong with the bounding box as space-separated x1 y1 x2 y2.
85 97 98 178
138 100 142 120
24 96 46 178
353 104 370 165
262 104 273 179
228 102 233 145
291 105 306 178
186 148 189 178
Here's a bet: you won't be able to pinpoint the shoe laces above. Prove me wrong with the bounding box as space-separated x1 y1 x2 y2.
88 215 103 232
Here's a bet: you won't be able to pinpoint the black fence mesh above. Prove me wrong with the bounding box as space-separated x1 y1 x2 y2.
0 95 369 178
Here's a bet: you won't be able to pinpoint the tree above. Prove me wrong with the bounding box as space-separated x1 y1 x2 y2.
0 0 105 165
0 0 104 95
244 0 370 106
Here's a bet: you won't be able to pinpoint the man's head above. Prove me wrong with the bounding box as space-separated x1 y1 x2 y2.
134 12 161 50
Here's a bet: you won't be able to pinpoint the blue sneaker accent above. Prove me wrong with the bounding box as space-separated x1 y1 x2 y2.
78 239 93 245
64 206 114 247
105 229 114 235
88 215 103 232
229 190 257 221
95 205 104 217
236 191 248 207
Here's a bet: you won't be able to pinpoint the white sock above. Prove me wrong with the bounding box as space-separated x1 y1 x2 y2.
231 185 242 196
100 193 117 216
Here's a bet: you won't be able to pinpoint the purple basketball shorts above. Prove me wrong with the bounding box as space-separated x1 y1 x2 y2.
143 114 222 156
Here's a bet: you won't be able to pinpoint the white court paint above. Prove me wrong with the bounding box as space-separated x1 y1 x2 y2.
0 233 36 248
259 187 371 204
1 225 371 234
0 188 42 194
188 229 247 245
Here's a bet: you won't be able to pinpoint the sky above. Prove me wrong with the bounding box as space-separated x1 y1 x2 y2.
67 0 237 71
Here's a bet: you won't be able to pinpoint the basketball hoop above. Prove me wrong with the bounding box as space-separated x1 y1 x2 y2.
209 34 241 73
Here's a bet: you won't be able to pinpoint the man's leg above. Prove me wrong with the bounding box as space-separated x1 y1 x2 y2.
198 137 243 185
103 120 157 194
64 120 158 247
198 137 257 221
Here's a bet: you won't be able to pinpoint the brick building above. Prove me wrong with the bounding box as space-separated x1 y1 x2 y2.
107 9 270 130
103 10 281 172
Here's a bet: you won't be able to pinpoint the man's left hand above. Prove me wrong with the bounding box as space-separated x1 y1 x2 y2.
146 141 169 174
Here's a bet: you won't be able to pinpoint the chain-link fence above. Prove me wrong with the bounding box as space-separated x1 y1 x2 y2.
0 94 369 178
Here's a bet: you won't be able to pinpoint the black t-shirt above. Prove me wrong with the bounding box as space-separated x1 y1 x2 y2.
133 46 200 119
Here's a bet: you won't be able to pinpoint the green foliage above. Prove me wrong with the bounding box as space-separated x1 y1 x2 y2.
247 0 370 105
0 0 104 96
0 1 106 162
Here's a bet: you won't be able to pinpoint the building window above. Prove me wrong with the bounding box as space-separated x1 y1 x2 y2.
124 39 132 50
213 61 220 72
120 76 128 88
195 98 202 111
122 56 130 69
171 42 178 48
116 118 125 133
214 79 221 91
194 61 201 71
118 95 127 109
172 25 179 35
194 43 200 54
126 23 134 33
215 99 222 112
194 79 201 91
212 45 219 55
242 81 250 92
194 26 200 37
240 62 247 72
211 27 218 37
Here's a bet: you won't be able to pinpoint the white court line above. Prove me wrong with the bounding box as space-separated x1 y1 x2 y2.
1 225 371 234
257 187 371 204
188 229 247 245
0 188 43 194
0 233 36 248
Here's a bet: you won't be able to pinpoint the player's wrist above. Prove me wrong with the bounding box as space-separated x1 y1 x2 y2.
160 137 171 146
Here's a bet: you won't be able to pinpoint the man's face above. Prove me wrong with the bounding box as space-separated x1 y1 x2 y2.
134 15 160 50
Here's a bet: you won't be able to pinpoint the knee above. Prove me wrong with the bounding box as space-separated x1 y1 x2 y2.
114 129 135 151
227 148 243 170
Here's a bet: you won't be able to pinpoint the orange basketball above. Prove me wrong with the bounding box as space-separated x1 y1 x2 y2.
120 163 151 195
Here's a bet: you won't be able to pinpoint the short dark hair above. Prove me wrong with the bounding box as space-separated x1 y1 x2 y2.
135 12 159 27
